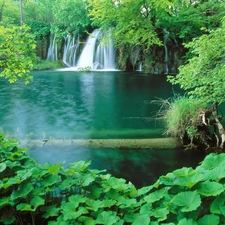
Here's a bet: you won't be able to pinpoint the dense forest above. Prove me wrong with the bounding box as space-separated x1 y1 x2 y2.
1 0 225 73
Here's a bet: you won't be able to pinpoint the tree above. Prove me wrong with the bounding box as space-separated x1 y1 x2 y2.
0 0 20 27
169 17 225 104
88 0 169 48
0 25 36 84
52 0 90 37
163 16 225 151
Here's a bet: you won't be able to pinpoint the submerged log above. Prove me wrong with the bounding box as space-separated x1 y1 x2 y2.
20 138 182 149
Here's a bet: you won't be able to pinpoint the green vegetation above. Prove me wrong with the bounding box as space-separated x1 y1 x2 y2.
32 59 63 70
2 134 225 224
0 25 36 84
78 66 92 72
169 17 225 104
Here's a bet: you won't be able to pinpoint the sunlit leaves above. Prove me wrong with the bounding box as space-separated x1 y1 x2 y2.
169 16 225 104
52 0 90 36
0 25 36 84
88 0 163 48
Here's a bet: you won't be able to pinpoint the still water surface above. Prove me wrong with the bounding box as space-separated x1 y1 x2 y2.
0 70 204 187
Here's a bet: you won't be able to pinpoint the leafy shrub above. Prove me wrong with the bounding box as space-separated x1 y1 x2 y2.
1 133 225 224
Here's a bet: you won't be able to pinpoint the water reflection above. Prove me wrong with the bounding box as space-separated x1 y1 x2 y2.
0 71 176 139
28 145 205 188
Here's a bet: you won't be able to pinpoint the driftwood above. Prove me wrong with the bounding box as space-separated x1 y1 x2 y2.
183 103 225 152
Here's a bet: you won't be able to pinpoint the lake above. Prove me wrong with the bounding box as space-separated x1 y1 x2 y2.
0 70 204 187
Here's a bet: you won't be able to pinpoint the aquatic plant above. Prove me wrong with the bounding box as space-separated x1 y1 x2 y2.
1 133 225 224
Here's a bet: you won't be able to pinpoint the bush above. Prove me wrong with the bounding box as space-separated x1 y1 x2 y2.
1 134 225 224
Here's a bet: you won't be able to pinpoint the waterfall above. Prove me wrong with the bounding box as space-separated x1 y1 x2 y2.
47 35 58 61
137 62 142 72
163 28 169 74
47 29 116 70
76 29 100 68
76 29 116 70
63 34 80 67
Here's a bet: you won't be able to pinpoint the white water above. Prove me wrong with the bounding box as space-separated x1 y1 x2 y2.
163 28 169 74
63 29 116 70
76 30 100 68
63 35 80 67
47 35 58 61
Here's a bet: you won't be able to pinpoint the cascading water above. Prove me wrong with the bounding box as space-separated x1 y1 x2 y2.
163 28 169 74
47 29 116 70
47 35 58 61
63 35 80 67
76 29 116 70
76 29 100 69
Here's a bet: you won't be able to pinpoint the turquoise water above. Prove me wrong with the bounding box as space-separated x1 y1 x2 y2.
0 70 204 187
0 70 176 139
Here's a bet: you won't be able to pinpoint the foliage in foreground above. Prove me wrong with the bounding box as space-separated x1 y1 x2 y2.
1 134 225 224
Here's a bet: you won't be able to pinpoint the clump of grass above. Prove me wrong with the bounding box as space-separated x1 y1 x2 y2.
152 95 207 139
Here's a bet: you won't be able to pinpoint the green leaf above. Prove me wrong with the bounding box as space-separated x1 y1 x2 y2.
196 181 224 197
0 196 14 208
78 216 95 225
152 208 169 221
96 211 120 225
16 196 44 211
171 190 201 212
200 153 225 170
144 188 167 203
42 205 60 218
63 205 88 221
210 193 225 216
206 164 225 181
0 163 6 172
11 181 33 200
197 214 220 225
40 174 58 187
178 218 198 225
132 214 150 225
86 199 104 211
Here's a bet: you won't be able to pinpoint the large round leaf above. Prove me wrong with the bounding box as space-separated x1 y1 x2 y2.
171 190 201 212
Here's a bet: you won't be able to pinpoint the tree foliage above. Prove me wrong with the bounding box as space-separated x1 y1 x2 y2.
51 0 90 37
169 17 225 104
0 0 20 26
87 0 171 48
0 25 36 84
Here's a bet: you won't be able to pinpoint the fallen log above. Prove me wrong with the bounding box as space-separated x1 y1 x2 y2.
20 138 182 149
